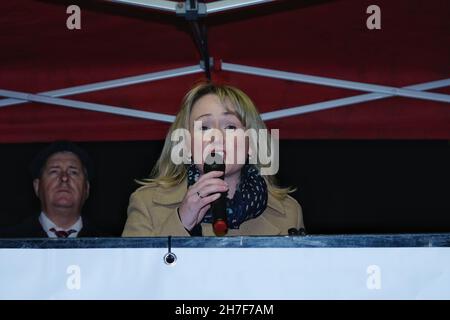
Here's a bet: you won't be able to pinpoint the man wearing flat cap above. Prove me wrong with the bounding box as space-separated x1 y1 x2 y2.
2 141 106 238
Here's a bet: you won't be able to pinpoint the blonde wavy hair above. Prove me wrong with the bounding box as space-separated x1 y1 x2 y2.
140 82 295 200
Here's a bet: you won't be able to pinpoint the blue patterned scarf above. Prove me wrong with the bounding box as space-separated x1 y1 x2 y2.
187 164 268 229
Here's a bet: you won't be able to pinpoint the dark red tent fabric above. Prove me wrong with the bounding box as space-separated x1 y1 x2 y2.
1 0 449 142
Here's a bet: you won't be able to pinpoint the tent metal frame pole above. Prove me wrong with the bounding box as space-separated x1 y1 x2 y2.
105 0 275 14
188 21 211 80
0 59 447 122
1 2 446 128
0 88 175 123
206 0 275 14
1 78 447 123
261 79 450 121
0 64 203 108
222 62 450 104
105 0 178 12
177 0 211 80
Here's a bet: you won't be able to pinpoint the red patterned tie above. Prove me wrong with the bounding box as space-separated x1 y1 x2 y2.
49 227 76 238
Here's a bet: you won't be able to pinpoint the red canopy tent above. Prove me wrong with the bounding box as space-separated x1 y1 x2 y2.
1 0 449 142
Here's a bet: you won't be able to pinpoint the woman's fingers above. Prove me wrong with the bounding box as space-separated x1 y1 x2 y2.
196 204 211 225
197 170 224 183
191 177 227 193
180 170 227 231
187 178 227 199
199 192 221 207
196 183 228 199
195 193 221 224
180 190 222 230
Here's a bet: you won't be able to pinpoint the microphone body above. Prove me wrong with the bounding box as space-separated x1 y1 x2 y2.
204 153 228 236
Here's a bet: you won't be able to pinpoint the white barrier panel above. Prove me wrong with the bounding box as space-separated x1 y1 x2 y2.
1 247 449 300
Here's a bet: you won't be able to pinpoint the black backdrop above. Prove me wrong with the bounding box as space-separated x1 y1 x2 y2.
1 140 449 236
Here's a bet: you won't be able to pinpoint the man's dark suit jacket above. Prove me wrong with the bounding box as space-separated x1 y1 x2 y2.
0 215 111 238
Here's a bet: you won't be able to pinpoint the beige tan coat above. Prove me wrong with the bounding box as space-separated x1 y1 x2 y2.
122 180 304 237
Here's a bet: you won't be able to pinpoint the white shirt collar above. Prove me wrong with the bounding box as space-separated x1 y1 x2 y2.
39 212 83 238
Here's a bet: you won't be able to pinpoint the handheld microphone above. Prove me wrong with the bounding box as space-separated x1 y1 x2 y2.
204 152 228 236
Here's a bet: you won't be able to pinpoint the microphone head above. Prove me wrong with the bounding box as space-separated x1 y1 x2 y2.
204 152 225 174
213 220 228 236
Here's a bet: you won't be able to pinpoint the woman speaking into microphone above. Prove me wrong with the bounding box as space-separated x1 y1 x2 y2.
122 83 304 237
